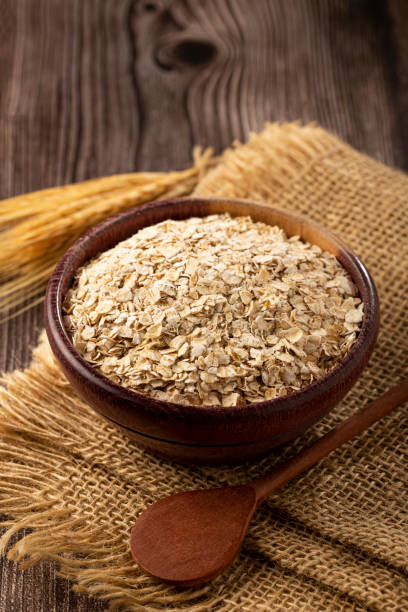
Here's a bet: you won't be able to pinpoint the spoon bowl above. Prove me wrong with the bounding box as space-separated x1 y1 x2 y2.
130 485 257 586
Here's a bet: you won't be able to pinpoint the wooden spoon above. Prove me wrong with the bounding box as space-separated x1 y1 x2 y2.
130 379 408 586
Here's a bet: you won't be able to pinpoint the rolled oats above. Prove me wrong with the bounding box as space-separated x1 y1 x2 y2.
63 214 363 406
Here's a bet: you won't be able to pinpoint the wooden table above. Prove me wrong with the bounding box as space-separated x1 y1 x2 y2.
1 1 407 610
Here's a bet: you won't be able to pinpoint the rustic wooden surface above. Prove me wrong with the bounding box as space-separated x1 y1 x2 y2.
0 0 407 609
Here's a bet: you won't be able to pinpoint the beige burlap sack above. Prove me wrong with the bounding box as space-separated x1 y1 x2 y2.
0 124 407 611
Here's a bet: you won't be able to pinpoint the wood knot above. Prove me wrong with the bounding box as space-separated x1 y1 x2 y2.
174 39 216 66
141 1 159 11
155 34 217 71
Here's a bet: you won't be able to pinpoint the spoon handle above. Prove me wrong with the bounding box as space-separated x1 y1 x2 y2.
251 378 408 505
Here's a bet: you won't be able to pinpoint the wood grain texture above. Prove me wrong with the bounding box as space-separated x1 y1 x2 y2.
0 0 406 609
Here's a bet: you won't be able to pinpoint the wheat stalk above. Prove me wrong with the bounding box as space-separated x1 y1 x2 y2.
0 148 213 318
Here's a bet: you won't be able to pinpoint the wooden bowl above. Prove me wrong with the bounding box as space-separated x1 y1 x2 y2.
45 197 379 464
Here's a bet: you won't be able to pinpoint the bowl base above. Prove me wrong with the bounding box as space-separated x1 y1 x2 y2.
114 421 312 465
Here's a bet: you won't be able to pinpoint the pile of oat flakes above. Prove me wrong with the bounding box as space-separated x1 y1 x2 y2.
63 214 363 406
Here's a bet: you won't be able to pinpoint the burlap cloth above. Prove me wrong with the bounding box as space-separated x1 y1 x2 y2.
0 124 407 611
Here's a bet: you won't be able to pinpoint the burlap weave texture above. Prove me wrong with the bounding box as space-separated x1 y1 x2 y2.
0 124 407 611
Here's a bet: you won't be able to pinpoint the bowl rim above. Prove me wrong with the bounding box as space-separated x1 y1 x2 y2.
45 196 379 426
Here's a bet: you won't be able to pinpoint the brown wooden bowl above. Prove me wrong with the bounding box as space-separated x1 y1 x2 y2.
45 197 379 464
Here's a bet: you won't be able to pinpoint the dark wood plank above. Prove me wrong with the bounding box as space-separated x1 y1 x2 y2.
0 532 106 612
0 0 406 609
132 0 408 170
